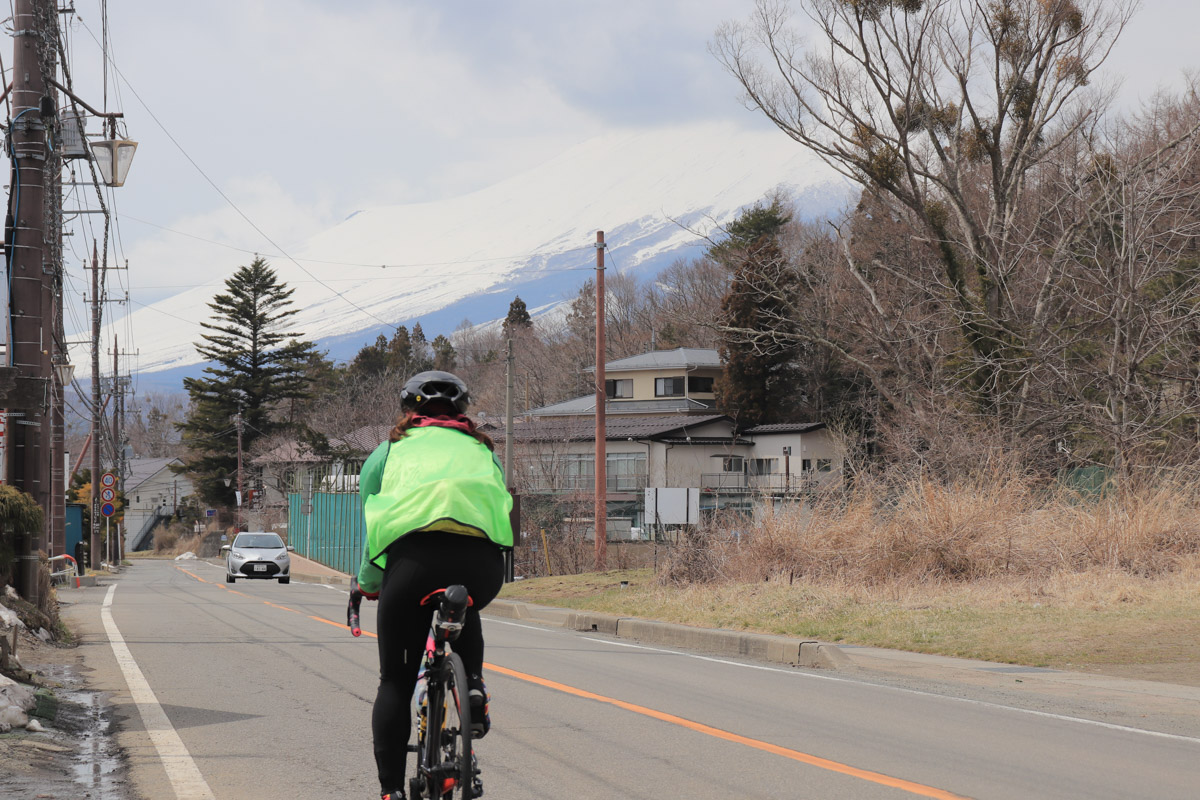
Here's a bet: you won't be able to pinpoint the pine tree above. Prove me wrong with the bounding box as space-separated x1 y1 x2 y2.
177 257 318 505
350 334 389 378
712 201 796 429
503 296 533 336
387 325 412 375
431 335 457 371
410 322 433 373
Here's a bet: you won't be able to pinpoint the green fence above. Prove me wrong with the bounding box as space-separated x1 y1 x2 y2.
287 482 366 575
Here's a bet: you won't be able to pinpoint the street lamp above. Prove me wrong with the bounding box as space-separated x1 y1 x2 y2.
90 137 138 187
53 362 75 386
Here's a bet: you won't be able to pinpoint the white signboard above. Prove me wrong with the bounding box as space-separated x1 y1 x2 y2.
644 487 700 526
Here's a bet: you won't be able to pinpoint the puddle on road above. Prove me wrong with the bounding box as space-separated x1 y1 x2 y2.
36 662 132 798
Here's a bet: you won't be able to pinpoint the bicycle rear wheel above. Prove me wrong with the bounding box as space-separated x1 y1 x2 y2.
432 652 474 799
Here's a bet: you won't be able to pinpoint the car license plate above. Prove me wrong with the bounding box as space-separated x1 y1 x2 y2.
254 564 267 572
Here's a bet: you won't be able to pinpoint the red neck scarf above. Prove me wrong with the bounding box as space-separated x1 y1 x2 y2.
410 413 476 434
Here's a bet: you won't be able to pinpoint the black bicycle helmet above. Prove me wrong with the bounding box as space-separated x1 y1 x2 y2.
401 370 470 415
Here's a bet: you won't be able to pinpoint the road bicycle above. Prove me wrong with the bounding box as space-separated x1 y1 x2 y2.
350 583 482 799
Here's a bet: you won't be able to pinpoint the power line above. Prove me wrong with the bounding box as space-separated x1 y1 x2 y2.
73 17 400 332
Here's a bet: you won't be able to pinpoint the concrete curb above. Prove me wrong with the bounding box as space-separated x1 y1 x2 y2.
485 599 850 670
292 572 352 586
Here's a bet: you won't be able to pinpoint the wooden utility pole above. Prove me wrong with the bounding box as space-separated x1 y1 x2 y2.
8 0 57 600
504 338 514 487
504 336 516 582
594 230 607 571
235 407 244 531
113 335 124 562
90 244 101 568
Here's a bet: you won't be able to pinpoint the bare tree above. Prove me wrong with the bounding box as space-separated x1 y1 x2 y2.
1031 85 1200 475
713 0 1137 415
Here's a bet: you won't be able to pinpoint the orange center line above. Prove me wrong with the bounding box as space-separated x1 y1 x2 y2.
483 662 972 800
173 567 968 798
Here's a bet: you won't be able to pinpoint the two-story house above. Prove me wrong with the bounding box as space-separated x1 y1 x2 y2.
497 348 842 534
125 457 194 551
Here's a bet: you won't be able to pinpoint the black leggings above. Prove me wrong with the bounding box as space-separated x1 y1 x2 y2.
371 531 504 792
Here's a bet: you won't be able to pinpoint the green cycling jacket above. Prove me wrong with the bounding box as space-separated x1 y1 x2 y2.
356 426 512 594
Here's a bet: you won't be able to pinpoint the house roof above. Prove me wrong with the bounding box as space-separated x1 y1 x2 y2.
530 394 717 417
252 425 392 465
125 457 185 491
743 422 827 435
497 414 732 444
586 347 722 373
337 424 391 454
251 441 327 465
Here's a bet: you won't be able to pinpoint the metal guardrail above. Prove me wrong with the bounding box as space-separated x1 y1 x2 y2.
48 554 80 588
520 474 649 493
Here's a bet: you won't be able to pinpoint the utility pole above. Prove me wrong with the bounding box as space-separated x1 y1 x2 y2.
504 337 515 582
504 338 514 486
235 406 244 531
113 334 124 562
594 230 607 572
90 244 101 568
8 0 58 602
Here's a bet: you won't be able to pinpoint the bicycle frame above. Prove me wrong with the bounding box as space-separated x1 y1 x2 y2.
409 586 478 800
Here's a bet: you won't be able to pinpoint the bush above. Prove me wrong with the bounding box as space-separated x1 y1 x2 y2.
662 466 1200 586
153 528 180 553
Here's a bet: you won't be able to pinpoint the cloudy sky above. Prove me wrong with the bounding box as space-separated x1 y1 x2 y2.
46 1 1199 337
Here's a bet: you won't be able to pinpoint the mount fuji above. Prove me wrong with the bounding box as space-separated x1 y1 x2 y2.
80 121 853 390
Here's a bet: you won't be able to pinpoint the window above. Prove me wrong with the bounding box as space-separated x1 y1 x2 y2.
607 452 646 474
655 376 685 397
605 379 633 399
687 376 714 393
607 452 647 490
801 459 812 472
722 456 744 472
748 458 776 475
816 458 832 473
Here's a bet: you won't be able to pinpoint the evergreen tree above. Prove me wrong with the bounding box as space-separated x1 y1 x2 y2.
387 325 412 375
503 296 533 336
431 335 457 371
350 334 389 378
410 322 433 373
712 201 796 428
177 257 317 506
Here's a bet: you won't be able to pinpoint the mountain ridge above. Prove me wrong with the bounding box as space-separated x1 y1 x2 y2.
76 121 853 382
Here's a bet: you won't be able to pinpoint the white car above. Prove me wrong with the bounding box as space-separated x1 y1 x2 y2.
222 532 293 584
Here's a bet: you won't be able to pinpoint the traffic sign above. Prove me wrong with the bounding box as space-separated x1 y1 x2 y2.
100 502 116 517
100 472 117 488
100 487 116 502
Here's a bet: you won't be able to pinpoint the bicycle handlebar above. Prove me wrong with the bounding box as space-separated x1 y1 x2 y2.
348 581 363 637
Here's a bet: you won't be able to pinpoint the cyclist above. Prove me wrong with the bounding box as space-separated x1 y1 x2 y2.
353 370 513 800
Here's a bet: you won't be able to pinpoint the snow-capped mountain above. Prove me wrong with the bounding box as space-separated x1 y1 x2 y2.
79 122 852 383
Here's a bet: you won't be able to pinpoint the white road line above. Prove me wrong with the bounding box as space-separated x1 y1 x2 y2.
488 618 559 633
570 632 1200 746
101 584 217 799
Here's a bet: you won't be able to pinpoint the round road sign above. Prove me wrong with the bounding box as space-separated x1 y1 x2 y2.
100 487 116 502
100 472 117 488
100 502 116 517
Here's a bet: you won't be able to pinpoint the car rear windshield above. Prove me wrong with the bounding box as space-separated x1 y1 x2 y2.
234 534 284 549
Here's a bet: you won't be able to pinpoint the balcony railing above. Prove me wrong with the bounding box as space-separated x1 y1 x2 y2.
700 473 821 494
521 474 649 494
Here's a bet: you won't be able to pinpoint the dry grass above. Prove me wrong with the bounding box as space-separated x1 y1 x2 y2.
661 469 1200 586
503 469 1200 685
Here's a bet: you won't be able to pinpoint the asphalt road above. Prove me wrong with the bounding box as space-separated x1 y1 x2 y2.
62 559 1200 799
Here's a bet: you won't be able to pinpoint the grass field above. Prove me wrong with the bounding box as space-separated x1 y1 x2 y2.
499 564 1200 685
